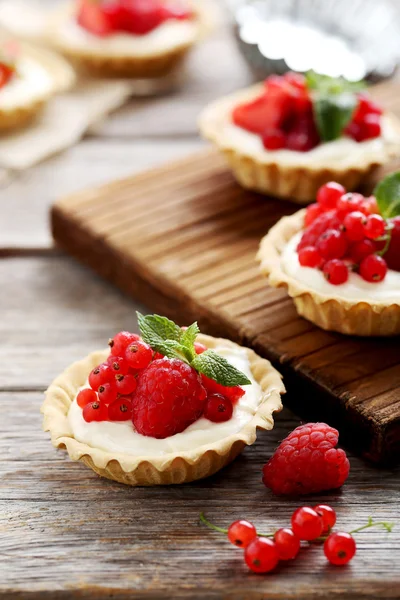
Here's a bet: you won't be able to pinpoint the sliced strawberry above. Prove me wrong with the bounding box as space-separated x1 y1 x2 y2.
297 210 342 251
383 216 400 272
232 95 277 135
161 0 193 20
285 114 320 152
201 375 245 405
0 63 14 89
77 0 114 36
119 0 165 35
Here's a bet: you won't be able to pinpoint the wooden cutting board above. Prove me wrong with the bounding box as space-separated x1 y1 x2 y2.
51 89 400 465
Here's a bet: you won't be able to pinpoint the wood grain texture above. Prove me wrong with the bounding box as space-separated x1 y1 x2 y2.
52 139 400 465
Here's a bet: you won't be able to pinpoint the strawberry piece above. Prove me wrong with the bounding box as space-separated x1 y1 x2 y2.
285 114 320 152
119 0 165 35
161 0 193 20
0 62 14 89
201 375 245 404
77 0 114 36
232 95 279 135
383 216 400 272
263 423 350 495
297 210 341 251
132 359 207 438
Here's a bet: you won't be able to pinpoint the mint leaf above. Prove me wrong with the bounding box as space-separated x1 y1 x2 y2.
137 313 182 345
192 350 251 387
374 172 400 219
305 71 365 95
313 93 356 142
180 322 200 361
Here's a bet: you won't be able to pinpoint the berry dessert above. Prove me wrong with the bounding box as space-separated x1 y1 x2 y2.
258 172 400 336
46 0 211 81
199 71 400 202
42 313 284 486
0 40 74 132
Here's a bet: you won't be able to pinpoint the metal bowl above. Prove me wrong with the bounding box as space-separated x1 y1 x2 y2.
228 0 400 82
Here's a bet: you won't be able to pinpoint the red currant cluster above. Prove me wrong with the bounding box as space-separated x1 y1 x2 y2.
200 507 393 574
76 330 244 427
298 182 397 285
232 73 382 153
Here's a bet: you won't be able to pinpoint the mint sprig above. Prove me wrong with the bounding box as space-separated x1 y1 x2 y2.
374 172 400 219
137 313 251 387
305 71 365 143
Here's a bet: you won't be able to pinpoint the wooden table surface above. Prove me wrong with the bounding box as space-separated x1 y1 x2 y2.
1 3 400 598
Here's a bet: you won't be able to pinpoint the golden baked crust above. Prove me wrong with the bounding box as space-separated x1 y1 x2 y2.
42 333 284 486
258 210 400 336
199 84 400 203
46 1 213 80
0 42 75 133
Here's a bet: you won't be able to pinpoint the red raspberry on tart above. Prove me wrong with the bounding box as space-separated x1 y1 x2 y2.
47 0 209 80
258 172 400 336
43 314 284 486
200 71 400 203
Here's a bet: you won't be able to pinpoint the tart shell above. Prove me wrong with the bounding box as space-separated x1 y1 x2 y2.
42 334 284 486
0 42 75 133
258 210 400 336
199 84 400 204
46 1 214 81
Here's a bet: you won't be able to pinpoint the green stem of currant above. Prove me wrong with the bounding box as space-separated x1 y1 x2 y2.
199 513 274 538
376 224 393 257
313 518 394 543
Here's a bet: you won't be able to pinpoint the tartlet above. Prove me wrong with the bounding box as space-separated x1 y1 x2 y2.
199 72 400 203
42 324 284 486
0 41 75 132
258 179 400 336
46 1 213 80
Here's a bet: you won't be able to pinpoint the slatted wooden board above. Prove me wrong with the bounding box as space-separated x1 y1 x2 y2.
52 142 400 465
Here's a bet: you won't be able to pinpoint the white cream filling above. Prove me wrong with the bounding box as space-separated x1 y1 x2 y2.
0 56 53 109
68 345 262 456
224 117 398 169
282 231 400 302
57 17 198 57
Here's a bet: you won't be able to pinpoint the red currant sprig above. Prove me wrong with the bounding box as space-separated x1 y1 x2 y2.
199 509 393 573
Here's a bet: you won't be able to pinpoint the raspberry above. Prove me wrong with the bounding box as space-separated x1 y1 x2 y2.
262 423 350 495
383 216 400 271
297 210 341 251
132 359 207 438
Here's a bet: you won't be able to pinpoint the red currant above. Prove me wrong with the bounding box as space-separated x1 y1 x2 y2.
363 214 385 240
336 193 365 220
108 397 133 422
317 182 346 210
323 259 349 285
115 373 137 395
227 520 257 548
273 528 300 560
109 331 140 356
349 239 375 264
305 203 323 226
204 394 233 423
262 129 286 150
291 507 323 541
125 341 153 369
152 352 164 361
343 211 367 242
316 229 348 260
359 254 388 283
244 537 279 573
313 505 336 534
88 362 112 391
97 382 117 405
83 401 108 423
298 246 323 268
324 532 356 566
359 196 378 216
194 342 207 355
77 388 98 409
107 355 130 375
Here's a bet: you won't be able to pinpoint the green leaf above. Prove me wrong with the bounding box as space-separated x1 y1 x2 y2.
192 350 251 387
373 172 400 218
313 93 357 142
137 313 182 344
180 322 200 361
305 71 365 95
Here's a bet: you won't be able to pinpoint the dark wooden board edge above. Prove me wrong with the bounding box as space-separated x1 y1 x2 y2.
51 204 400 465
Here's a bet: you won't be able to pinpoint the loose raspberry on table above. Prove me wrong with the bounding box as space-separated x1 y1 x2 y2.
262 423 350 495
132 359 207 439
